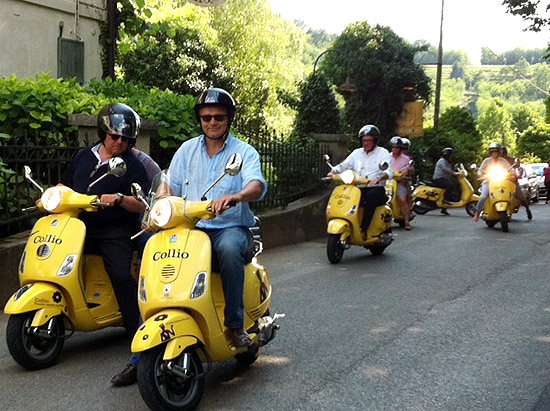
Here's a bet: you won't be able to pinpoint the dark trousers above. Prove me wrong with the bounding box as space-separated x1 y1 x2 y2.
431 177 453 201
545 183 550 201
359 186 387 232
85 237 140 334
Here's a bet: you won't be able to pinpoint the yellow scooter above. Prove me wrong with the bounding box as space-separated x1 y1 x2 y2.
4 158 128 370
386 162 415 227
324 155 393 264
412 163 480 216
477 163 519 232
130 154 283 411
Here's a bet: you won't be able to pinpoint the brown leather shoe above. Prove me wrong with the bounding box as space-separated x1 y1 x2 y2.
229 327 252 347
110 364 137 387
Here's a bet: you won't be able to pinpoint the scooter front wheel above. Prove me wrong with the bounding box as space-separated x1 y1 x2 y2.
499 211 509 232
327 234 344 264
6 312 65 370
465 201 477 217
412 203 429 215
138 345 204 411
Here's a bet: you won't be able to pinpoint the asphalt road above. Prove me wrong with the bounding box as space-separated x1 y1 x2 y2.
2 203 550 410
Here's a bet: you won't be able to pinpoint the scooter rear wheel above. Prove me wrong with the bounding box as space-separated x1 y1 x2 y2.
412 203 430 215
327 234 344 264
235 343 261 366
6 312 65 370
138 345 204 411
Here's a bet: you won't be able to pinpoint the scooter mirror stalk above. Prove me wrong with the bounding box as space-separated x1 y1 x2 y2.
87 157 127 194
201 153 243 200
131 183 149 210
23 165 44 193
323 154 335 171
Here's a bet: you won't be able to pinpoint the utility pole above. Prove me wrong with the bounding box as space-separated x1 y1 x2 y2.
106 0 117 80
434 0 444 130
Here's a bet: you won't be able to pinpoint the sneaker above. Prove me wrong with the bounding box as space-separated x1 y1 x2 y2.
229 327 251 347
527 208 532 220
110 364 137 387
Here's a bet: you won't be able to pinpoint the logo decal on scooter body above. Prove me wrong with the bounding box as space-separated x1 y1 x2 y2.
152 249 189 261
169 235 177 243
33 234 63 245
160 323 176 342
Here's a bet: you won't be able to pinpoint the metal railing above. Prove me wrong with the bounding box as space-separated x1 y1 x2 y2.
0 130 81 237
0 130 331 238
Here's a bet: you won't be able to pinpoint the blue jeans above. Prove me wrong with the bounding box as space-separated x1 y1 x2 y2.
476 182 489 211
202 226 251 329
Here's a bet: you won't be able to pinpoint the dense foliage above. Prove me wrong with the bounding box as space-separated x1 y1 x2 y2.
320 22 431 144
293 72 341 139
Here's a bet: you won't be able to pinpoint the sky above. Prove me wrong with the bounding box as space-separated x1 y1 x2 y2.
270 0 549 64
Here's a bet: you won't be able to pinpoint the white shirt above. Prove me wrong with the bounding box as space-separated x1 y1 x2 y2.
333 145 393 186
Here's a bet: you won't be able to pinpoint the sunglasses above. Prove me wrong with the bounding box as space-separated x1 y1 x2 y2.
109 134 130 142
200 114 227 122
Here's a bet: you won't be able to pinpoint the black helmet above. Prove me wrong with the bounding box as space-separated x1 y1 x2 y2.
441 147 454 158
194 88 236 124
390 136 403 148
358 125 381 144
97 103 140 142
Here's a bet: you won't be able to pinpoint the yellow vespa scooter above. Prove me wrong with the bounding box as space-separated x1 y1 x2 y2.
4 158 129 370
477 163 520 232
412 163 480 216
130 154 283 411
324 155 393 264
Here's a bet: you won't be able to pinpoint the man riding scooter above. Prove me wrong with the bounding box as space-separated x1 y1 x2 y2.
431 147 460 215
328 125 392 239
473 142 518 222
502 146 532 220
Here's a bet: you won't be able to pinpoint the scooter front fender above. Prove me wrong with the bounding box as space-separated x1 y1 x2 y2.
494 201 509 212
131 309 204 357
4 282 67 326
327 219 351 236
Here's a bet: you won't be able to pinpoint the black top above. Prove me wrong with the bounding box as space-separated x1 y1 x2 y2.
61 146 150 239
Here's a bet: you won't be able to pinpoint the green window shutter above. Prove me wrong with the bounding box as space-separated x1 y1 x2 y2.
57 38 84 83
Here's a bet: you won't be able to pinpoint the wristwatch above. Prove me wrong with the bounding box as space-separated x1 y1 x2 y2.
115 193 124 205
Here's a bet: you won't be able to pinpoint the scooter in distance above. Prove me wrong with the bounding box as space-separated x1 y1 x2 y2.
386 161 415 227
130 153 283 411
324 155 393 264
4 158 128 370
474 162 520 232
412 163 480 216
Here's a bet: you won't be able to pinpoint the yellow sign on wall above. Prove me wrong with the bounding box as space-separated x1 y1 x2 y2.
396 101 424 137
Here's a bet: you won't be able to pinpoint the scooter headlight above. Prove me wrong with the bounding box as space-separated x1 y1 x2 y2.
58 254 77 277
139 275 147 302
340 170 355 184
41 187 62 212
150 198 173 228
191 271 207 299
487 166 507 182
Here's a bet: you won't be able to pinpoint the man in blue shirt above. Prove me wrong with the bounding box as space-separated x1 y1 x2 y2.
168 88 267 347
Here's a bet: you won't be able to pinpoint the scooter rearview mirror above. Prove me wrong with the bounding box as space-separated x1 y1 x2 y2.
107 157 127 178
23 165 44 193
225 153 242 176
378 161 389 171
131 183 145 199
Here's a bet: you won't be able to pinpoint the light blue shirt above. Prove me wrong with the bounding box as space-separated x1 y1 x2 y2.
168 134 267 229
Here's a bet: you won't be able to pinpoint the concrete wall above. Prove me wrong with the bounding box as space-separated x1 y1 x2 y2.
1 0 105 82
0 190 331 307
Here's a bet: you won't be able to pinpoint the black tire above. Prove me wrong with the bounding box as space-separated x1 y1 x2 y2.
412 204 429 215
499 211 509 232
138 345 204 411
327 234 344 264
6 312 65 370
368 245 387 256
397 220 405 228
465 201 477 217
235 343 261 366
486 221 496 228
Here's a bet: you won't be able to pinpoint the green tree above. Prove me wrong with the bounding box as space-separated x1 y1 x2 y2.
502 1 550 32
511 103 543 133
517 122 550 160
293 72 341 138
320 22 430 143
477 99 516 151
